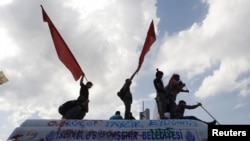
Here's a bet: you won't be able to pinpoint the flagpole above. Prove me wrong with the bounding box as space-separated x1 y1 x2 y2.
84 75 88 82
142 101 144 112
200 104 220 125
130 68 138 81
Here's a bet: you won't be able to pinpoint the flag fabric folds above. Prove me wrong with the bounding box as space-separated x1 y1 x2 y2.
41 5 84 81
0 71 8 85
137 20 156 72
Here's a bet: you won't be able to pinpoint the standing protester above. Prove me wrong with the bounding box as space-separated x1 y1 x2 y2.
165 74 189 119
175 100 216 125
117 71 137 119
153 68 169 119
119 78 133 119
75 75 93 119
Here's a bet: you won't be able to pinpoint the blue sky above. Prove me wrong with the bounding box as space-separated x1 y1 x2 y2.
1 0 250 140
157 0 208 35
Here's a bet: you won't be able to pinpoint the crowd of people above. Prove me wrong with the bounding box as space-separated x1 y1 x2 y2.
58 69 216 125
154 69 189 119
153 68 216 125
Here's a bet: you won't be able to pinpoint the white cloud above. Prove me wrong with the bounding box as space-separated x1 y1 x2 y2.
0 0 159 138
155 0 250 100
195 58 250 98
1 0 250 140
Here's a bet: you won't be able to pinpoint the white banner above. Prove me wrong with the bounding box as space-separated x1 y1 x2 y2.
7 119 208 141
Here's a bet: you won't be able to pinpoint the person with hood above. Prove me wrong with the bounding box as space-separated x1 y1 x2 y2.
165 73 189 119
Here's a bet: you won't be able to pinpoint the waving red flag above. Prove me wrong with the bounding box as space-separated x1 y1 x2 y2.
41 5 83 81
137 20 156 72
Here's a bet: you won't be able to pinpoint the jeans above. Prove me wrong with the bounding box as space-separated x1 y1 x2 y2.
169 95 177 119
123 98 132 119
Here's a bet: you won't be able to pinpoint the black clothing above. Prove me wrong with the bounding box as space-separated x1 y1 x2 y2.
153 77 169 119
153 78 165 93
78 83 89 102
63 105 86 119
59 100 86 119
77 82 90 113
121 79 133 119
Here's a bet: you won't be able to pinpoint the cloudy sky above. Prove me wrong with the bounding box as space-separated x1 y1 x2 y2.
1 0 250 140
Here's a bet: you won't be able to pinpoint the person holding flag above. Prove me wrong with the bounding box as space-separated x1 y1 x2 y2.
60 75 93 120
42 6 93 119
77 75 93 116
118 71 136 119
117 20 156 119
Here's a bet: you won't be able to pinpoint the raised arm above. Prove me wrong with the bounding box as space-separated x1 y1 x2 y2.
80 75 84 85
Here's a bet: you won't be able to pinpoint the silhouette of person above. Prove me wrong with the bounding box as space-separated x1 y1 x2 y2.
76 75 93 118
63 99 89 119
120 78 133 119
175 100 216 125
153 68 169 119
110 111 123 120
165 74 189 119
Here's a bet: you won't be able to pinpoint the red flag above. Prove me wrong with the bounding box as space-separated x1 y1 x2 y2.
41 6 84 81
137 20 156 71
